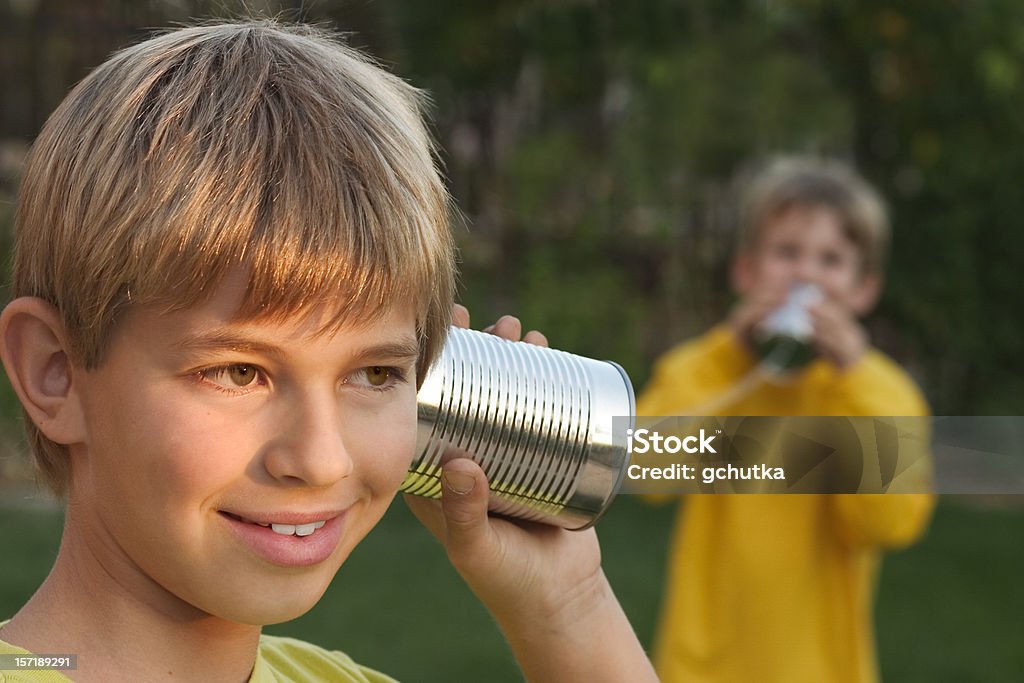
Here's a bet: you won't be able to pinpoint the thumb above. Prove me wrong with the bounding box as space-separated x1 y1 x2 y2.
439 458 493 558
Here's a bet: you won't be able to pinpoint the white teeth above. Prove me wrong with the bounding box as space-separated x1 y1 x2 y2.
266 520 328 536
225 512 327 534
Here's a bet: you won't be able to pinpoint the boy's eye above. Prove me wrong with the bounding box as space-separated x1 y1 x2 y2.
822 251 844 268
774 243 799 259
227 364 258 387
343 365 407 392
199 363 266 391
366 366 390 386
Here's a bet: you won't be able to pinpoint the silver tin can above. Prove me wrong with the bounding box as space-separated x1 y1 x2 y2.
403 326 635 530
755 282 823 372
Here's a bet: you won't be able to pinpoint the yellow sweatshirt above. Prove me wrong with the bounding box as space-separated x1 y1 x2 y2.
638 326 935 683
0 622 395 683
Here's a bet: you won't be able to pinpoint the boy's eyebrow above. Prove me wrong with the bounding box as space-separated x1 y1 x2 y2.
349 338 421 365
174 332 284 358
173 331 421 364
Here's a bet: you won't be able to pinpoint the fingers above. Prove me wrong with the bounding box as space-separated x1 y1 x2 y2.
810 299 851 341
483 315 521 340
729 286 788 339
456 307 549 348
809 299 867 369
729 298 783 346
522 329 549 348
452 304 471 329
482 315 548 348
437 459 494 566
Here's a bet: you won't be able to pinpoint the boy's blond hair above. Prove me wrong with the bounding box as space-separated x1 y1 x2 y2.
738 156 889 274
13 20 456 497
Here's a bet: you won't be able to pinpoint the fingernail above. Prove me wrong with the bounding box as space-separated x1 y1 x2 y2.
443 470 476 495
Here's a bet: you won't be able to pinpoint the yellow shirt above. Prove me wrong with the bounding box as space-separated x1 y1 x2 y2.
0 621 396 683
638 326 935 683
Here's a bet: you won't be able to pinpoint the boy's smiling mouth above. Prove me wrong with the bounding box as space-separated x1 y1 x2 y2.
221 511 328 536
218 509 347 565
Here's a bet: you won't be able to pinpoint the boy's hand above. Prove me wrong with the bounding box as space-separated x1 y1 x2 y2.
732 286 868 371
728 284 788 351
406 306 600 629
809 296 868 370
404 305 656 682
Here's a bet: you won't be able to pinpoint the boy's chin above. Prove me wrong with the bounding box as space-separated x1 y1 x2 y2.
187 565 342 626
210 587 330 626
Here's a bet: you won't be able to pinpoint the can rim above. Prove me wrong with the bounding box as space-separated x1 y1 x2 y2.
567 359 635 531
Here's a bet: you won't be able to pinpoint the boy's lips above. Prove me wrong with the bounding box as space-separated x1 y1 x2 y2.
218 508 347 568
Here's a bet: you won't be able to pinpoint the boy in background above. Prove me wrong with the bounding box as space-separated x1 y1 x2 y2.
0 21 656 682
638 157 935 683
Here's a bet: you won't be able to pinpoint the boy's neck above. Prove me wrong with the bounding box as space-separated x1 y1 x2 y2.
3 517 262 683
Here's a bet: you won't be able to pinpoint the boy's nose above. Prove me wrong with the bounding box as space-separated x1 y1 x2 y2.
794 257 821 284
263 394 354 487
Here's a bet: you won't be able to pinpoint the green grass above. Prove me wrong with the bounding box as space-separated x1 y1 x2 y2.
0 499 64 612
1 497 1021 682
875 500 1024 682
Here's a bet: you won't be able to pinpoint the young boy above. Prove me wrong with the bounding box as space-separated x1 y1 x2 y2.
0 21 656 683
637 157 935 683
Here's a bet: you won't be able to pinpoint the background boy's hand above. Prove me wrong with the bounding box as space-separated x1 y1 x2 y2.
728 284 788 350
809 296 868 370
405 305 656 681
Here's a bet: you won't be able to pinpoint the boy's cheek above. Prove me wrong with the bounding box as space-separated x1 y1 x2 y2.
347 401 419 493
740 254 793 293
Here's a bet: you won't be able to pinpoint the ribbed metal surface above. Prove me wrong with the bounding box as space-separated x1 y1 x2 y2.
403 327 634 529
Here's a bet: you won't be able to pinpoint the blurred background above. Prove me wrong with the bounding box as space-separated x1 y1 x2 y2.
0 1 1022 681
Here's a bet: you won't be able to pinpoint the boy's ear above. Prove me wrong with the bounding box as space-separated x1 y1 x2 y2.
0 297 86 446
849 272 883 316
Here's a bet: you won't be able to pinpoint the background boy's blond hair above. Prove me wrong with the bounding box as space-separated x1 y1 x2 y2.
738 156 889 274
13 20 456 497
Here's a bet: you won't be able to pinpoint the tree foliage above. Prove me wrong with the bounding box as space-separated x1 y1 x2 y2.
1 0 1021 413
